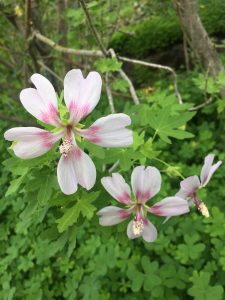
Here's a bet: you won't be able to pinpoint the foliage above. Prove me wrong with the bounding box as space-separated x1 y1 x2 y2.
110 0 225 58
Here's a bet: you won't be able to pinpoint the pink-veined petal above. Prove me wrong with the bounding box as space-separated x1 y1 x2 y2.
20 74 60 127
127 218 158 242
148 196 190 216
97 206 133 226
101 173 132 204
131 166 161 203
57 152 78 195
200 154 222 187
64 69 102 123
73 147 96 190
176 175 200 199
77 113 133 147
4 127 63 159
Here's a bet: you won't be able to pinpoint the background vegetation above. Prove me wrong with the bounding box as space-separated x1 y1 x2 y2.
0 0 225 299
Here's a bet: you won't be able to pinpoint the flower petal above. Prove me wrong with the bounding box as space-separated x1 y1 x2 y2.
101 173 132 204
148 196 190 216
4 127 63 159
57 153 78 195
64 69 102 123
97 206 133 226
176 175 200 199
20 74 60 126
72 147 96 190
127 218 158 242
200 154 222 187
31 73 58 108
77 113 133 147
142 219 158 242
131 166 161 203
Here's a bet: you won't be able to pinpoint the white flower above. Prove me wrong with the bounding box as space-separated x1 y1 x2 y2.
4 70 133 195
97 166 190 242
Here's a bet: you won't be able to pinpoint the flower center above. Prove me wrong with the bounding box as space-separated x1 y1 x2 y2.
133 219 144 235
198 202 209 218
59 138 73 157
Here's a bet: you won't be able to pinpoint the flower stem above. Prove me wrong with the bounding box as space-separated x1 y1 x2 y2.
153 157 185 179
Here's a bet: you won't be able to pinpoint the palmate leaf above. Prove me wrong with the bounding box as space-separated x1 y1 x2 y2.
57 191 99 233
148 108 196 143
188 271 224 300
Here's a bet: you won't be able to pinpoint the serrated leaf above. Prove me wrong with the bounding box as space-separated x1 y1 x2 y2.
148 108 195 143
95 58 122 73
57 192 99 232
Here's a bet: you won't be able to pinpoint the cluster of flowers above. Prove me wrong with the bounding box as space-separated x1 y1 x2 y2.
4 69 222 242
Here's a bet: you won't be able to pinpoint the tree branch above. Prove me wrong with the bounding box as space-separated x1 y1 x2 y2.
32 31 103 57
118 56 183 104
78 0 140 105
32 31 183 104
79 0 108 57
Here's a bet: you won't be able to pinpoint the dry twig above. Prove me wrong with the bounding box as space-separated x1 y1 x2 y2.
105 73 115 113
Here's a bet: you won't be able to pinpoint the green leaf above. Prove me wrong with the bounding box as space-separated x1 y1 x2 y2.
140 137 161 159
188 271 224 300
37 175 56 206
95 58 122 73
5 169 28 197
148 108 195 143
57 192 99 233
111 79 129 92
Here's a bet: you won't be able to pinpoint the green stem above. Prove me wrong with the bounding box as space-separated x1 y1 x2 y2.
153 157 185 179
152 130 158 143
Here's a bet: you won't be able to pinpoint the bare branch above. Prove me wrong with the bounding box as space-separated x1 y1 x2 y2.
189 98 213 111
78 0 140 105
118 56 183 104
37 60 63 83
109 49 140 105
105 73 115 113
32 31 103 57
189 63 213 111
33 32 183 105
78 0 108 57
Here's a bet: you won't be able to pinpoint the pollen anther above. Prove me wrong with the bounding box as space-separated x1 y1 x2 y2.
59 138 73 157
133 219 144 235
198 202 210 218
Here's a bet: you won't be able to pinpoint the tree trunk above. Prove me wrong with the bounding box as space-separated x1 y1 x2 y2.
173 0 225 98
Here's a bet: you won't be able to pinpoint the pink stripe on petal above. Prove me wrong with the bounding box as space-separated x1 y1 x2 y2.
77 114 133 148
101 174 132 205
131 166 161 203
148 197 190 217
64 69 102 122
98 206 133 226
176 176 200 199
117 192 132 204
135 190 151 203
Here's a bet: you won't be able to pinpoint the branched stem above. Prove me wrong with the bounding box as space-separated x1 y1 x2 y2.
153 157 185 179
